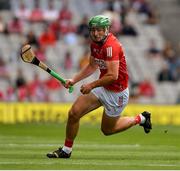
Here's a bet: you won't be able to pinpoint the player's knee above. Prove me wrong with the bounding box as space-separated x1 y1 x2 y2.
101 127 112 136
68 107 81 122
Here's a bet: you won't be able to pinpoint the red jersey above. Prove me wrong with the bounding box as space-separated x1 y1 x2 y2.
90 33 128 92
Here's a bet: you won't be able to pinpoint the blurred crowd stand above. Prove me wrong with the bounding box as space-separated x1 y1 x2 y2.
0 0 179 104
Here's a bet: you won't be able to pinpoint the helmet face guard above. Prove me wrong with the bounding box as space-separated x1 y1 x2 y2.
88 15 111 43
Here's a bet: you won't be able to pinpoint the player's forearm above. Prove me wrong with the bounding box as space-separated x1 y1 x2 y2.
90 74 117 89
73 65 97 84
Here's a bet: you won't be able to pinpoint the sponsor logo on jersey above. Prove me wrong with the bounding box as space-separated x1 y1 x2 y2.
94 58 107 69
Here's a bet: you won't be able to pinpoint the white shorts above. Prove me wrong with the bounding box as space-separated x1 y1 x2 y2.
92 87 129 117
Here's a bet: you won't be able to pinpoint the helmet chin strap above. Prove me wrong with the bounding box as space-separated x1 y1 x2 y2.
91 27 109 44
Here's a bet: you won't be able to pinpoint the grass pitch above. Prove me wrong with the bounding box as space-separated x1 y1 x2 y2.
0 123 180 170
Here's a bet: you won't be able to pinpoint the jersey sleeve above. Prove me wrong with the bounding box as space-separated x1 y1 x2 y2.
104 43 122 61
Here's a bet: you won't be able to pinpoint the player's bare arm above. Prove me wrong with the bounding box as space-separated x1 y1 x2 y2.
64 56 98 89
80 60 119 94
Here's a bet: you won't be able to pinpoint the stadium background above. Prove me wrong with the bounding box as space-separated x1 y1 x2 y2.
0 0 180 170
0 0 180 123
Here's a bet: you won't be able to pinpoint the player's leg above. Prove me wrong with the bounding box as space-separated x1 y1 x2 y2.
65 93 102 140
101 111 135 135
97 87 151 135
101 110 152 135
47 93 102 158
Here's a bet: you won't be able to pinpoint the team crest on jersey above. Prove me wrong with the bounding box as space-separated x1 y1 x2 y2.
106 47 112 57
93 48 103 54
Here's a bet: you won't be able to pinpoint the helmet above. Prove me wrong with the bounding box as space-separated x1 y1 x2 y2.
88 15 111 29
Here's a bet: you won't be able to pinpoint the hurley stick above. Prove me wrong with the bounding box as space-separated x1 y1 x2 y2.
21 44 74 93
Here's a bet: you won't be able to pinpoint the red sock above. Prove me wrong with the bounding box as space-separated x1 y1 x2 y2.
64 139 74 148
135 115 141 124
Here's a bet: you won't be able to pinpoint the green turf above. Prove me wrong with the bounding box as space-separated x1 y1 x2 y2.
0 123 180 170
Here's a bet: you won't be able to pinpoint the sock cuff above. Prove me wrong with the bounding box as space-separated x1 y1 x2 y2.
135 115 141 124
62 146 72 154
64 139 74 148
135 114 146 124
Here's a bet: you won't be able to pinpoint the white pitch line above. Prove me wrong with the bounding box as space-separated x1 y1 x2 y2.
0 161 179 167
0 143 141 148
0 143 178 151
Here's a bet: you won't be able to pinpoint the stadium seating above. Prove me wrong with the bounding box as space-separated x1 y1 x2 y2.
0 0 179 104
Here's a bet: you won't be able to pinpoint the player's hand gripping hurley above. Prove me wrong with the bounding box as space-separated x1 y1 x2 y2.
20 44 74 93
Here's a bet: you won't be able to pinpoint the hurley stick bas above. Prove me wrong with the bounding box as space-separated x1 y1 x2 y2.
20 44 74 93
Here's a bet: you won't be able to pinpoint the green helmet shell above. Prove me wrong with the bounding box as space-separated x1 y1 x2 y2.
88 15 111 29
